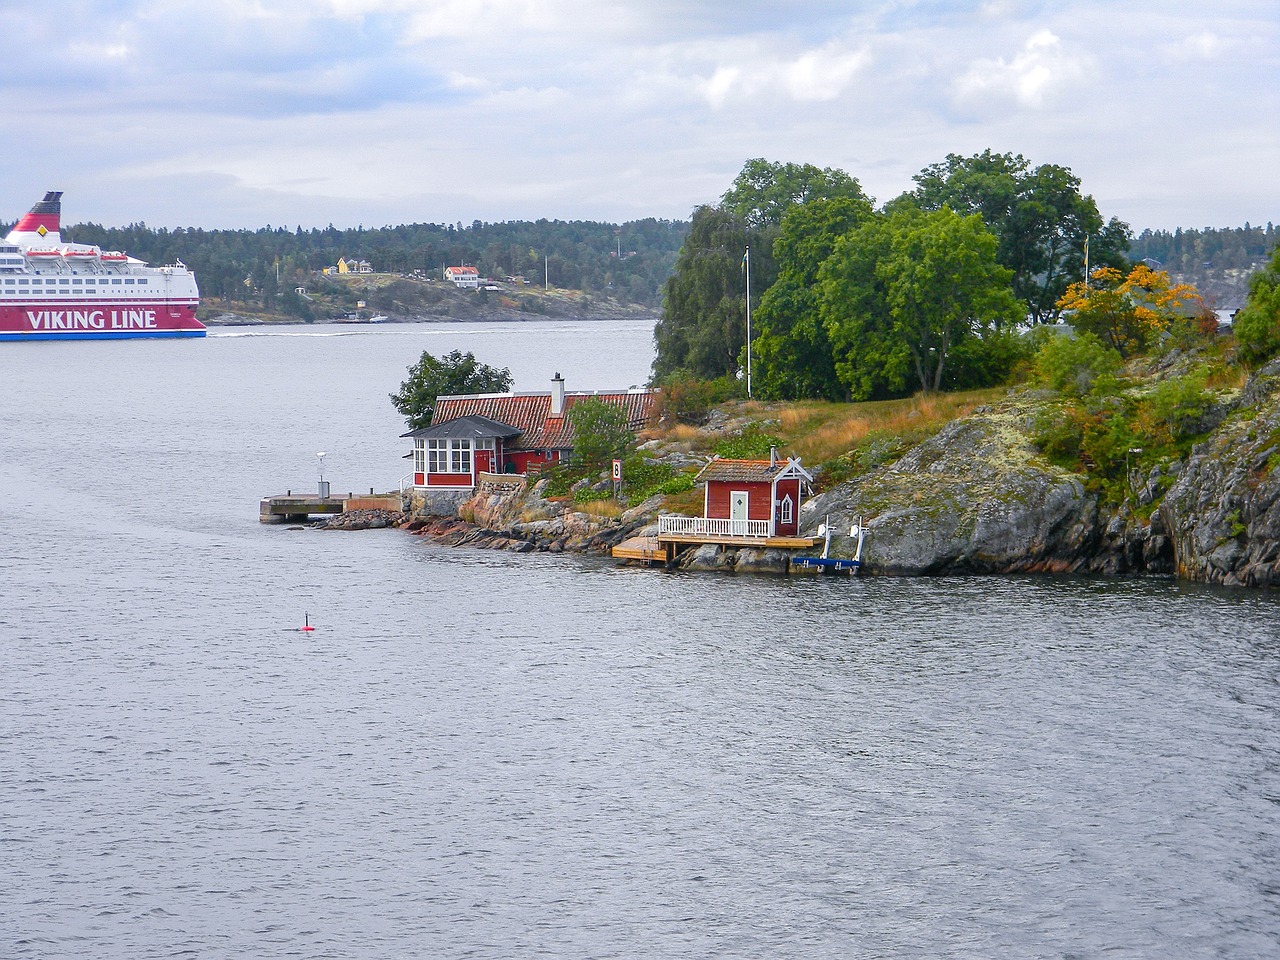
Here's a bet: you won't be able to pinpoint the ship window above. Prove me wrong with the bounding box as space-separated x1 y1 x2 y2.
112 279 122 284
73 279 82 285
138 279 148 285
124 279 135 284
60 278 70 284
18 279 28 285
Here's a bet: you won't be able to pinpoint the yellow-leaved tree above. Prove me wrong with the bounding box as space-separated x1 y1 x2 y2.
1057 264 1207 357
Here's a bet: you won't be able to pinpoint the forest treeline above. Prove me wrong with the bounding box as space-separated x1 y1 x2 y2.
1131 223 1278 271
40 216 690 309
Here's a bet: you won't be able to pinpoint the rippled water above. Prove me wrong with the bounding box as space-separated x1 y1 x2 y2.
2 323 1279 958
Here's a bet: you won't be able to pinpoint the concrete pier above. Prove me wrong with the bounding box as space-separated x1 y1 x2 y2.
259 491 402 523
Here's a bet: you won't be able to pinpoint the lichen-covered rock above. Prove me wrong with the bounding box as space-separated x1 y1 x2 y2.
806 401 1106 574
1160 358 1280 587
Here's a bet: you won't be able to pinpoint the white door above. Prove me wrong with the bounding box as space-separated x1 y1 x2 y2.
730 490 749 536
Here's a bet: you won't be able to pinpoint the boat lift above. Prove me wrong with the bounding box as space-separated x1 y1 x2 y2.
792 517 864 574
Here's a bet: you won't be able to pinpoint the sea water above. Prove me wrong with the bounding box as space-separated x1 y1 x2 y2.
2 321 1278 958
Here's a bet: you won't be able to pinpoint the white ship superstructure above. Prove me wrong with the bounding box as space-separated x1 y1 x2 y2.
0 191 204 340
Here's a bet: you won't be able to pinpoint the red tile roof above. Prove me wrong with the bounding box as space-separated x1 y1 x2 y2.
432 390 657 452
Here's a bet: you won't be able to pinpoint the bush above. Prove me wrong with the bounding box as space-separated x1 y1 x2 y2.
568 396 635 472
1233 245 1280 368
1033 332 1123 396
654 372 742 424
621 456 697 505
1141 370 1214 444
714 423 783 459
943 329 1035 390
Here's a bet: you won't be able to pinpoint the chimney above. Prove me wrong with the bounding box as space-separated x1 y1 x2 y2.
550 372 565 417
769 445 778 467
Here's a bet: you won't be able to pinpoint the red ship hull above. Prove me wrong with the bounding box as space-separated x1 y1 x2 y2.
0 300 205 340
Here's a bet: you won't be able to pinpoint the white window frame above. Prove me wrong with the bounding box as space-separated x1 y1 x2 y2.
427 439 448 473
449 439 472 475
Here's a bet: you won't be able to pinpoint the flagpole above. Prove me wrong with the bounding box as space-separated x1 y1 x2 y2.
744 245 752 399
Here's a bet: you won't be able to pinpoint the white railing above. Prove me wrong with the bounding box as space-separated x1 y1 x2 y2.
399 473 414 493
657 514 773 539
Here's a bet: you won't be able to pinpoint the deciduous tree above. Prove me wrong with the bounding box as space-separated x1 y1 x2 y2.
1056 264 1203 358
720 158 871 227
907 150 1130 323
752 195 874 400
568 397 635 472
390 349 512 429
821 209 1025 396
653 205 774 381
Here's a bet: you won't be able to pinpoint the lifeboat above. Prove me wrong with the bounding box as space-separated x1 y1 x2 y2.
25 248 61 260
99 251 128 263
62 247 100 260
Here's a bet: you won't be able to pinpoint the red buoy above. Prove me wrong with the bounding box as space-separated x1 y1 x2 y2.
301 612 315 632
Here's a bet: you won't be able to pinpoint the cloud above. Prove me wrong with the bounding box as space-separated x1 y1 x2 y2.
952 30 1088 111
690 37 871 108
0 1 1276 231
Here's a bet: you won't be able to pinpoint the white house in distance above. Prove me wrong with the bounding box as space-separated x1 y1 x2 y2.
444 266 480 288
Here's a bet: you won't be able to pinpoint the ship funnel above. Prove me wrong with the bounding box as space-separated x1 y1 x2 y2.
6 190 63 244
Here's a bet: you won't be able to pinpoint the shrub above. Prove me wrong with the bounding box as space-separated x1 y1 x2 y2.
654 372 742 424
1141 370 1213 445
1233 245 1280 368
621 455 697 505
1033 332 1123 396
943 329 1036 390
714 423 784 460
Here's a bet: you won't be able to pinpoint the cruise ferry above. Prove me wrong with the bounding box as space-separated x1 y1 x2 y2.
0 192 204 341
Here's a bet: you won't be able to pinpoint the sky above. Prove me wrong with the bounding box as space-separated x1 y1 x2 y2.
2 1 1277 233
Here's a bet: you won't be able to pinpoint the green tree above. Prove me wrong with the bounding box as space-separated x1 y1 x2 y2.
568 397 635 472
821 208 1025 396
390 349 512 429
1233 243 1280 367
654 158 869 383
752 195 874 400
818 214 910 400
720 158 871 227
906 150 1130 324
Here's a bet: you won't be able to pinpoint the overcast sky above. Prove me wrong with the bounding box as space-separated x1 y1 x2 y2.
3 1 1277 233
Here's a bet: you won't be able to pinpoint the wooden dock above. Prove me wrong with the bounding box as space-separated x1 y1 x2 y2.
611 536 674 564
259 492 402 523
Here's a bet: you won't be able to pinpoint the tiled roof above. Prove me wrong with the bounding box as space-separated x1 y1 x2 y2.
401 414 522 440
432 390 657 452
695 457 814 484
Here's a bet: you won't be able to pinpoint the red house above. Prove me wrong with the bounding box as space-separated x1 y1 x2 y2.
403 373 657 490
656 455 814 543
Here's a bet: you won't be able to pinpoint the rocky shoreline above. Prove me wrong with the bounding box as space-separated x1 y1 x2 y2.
310 355 1280 588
